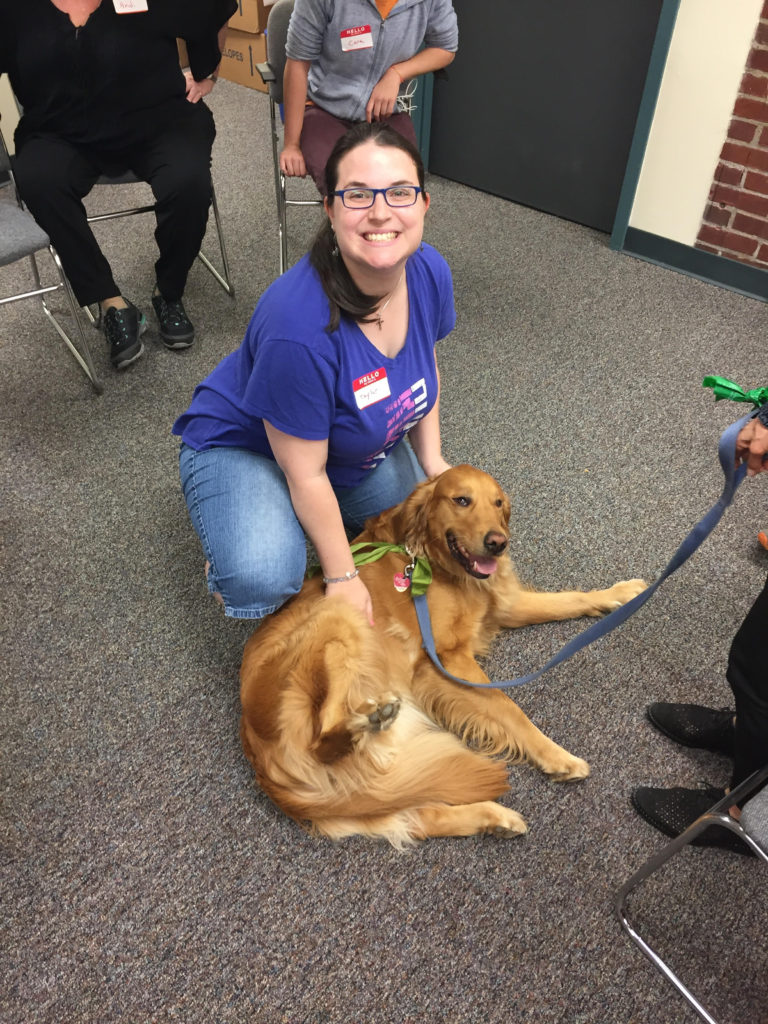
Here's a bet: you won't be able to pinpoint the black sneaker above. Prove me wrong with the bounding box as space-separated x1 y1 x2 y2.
646 702 735 755
103 303 146 369
151 292 195 349
631 783 754 856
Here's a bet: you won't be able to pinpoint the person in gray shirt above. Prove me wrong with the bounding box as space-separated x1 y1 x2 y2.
281 0 458 192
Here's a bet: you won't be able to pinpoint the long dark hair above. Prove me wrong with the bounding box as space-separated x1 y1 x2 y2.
309 121 427 332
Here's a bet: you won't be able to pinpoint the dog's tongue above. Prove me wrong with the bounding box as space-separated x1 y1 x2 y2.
472 557 498 575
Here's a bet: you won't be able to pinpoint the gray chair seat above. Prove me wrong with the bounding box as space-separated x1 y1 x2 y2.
740 783 768 854
0 197 51 266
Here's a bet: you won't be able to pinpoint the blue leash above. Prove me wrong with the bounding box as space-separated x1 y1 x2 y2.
413 415 751 690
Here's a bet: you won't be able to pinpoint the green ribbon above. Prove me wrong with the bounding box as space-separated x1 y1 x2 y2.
349 541 433 596
309 541 433 596
703 375 768 408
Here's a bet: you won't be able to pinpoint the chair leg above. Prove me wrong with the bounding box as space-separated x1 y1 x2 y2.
196 182 235 297
616 820 724 1024
616 766 768 1024
278 172 288 276
268 96 289 276
35 250 104 394
81 303 100 328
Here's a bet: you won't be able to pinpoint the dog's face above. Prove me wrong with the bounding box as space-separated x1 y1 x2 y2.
403 465 512 581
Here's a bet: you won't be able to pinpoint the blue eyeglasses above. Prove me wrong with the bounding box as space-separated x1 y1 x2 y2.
332 185 423 209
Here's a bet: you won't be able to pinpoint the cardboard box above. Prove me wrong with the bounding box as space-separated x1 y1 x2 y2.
228 0 270 35
218 28 268 92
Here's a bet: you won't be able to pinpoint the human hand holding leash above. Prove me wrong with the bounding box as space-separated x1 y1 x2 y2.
703 377 768 477
736 415 768 477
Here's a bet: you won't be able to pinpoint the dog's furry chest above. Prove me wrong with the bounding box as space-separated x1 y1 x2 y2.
374 571 500 664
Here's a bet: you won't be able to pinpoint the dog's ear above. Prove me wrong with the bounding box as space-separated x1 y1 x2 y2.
399 477 439 556
362 476 438 552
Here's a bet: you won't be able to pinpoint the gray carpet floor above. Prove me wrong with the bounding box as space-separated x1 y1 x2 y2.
2 81 767 1024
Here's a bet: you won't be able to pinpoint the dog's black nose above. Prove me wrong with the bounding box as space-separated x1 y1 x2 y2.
484 531 507 555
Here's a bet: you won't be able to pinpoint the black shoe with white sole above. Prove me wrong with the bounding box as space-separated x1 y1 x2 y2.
151 292 195 349
103 302 146 369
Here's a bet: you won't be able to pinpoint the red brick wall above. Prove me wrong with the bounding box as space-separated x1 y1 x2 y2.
696 1 768 268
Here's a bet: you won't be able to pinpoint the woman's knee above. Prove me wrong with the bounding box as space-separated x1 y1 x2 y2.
148 115 215 211
153 159 212 212
207 548 306 619
179 445 307 619
13 139 95 210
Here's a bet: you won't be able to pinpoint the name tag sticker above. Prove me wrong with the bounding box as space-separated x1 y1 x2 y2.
340 25 373 52
113 0 149 12
353 367 390 409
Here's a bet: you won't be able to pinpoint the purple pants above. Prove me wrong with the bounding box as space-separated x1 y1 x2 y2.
299 105 418 195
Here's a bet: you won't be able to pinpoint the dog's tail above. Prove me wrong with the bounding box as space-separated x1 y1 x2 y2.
261 701 509 821
307 715 513 846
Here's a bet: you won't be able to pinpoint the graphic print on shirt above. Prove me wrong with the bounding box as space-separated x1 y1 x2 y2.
362 377 428 471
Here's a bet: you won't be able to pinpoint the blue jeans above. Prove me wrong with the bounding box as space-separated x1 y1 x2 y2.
178 441 425 619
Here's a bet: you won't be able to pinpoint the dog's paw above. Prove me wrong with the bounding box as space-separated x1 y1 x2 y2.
484 806 528 837
356 695 401 733
592 578 647 613
542 753 590 783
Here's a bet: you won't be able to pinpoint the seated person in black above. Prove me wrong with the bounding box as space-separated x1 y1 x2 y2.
0 0 236 368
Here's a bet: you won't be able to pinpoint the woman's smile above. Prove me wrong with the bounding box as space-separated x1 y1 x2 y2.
326 140 430 288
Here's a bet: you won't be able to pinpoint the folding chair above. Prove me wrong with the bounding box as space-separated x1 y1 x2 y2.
256 0 324 275
0 128 103 393
617 764 768 1024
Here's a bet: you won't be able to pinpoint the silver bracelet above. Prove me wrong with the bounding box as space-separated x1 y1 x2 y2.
322 569 360 585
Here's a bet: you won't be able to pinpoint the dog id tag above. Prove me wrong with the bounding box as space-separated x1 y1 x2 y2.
393 572 411 592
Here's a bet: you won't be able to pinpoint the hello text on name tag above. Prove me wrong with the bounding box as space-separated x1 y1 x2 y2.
340 25 373 51
353 368 390 409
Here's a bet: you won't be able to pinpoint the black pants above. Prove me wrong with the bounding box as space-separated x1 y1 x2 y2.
12 102 215 307
728 571 768 788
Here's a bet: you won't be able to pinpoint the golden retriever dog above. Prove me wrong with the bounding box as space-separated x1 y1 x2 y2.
240 465 645 847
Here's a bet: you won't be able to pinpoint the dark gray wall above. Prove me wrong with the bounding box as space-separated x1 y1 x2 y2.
429 0 664 232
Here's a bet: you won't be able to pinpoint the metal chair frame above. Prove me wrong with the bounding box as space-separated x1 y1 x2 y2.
0 128 103 393
617 764 768 1024
257 0 323 276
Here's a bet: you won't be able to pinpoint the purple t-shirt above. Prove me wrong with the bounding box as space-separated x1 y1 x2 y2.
172 244 456 487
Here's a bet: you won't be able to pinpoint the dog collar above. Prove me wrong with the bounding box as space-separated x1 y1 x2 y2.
348 541 433 596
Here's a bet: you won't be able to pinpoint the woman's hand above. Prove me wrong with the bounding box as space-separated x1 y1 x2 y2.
279 143 307 177
325 575 375 626
366 67 401 122
282 59 310 175
736 416 768 477
184 70 215 103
